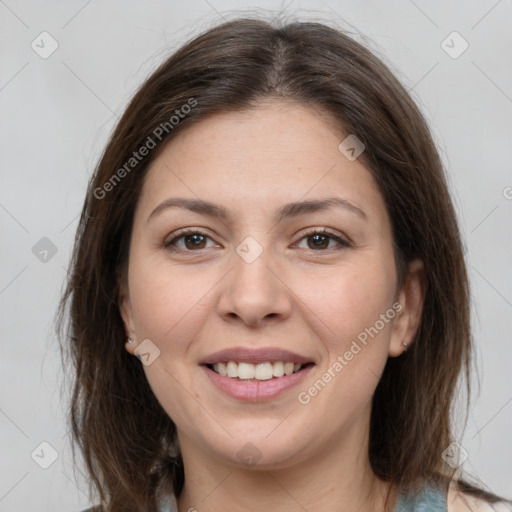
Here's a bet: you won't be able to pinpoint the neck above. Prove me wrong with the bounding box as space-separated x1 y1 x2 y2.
175 407 398 512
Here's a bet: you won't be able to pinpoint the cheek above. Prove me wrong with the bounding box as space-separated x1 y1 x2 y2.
129 261 213 425
295 265 396 414
129 250 215 339
291 256 396 347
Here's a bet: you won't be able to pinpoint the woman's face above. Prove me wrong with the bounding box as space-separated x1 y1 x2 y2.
119 99 424 469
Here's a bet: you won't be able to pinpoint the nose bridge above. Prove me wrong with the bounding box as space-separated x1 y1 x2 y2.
217 234 292 325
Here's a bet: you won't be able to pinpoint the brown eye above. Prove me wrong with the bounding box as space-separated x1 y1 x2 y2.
307 233 330 250
182 233 207 250
164 229 216 252
297 229 350 251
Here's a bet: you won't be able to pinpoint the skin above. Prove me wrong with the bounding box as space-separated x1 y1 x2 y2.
119 99 427 512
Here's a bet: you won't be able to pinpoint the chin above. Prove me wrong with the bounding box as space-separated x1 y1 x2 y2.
201 430 316 470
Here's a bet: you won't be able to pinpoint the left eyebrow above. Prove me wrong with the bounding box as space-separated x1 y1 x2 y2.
147 196 367 225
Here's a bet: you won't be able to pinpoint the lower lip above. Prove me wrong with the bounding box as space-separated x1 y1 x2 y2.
201 364 314 402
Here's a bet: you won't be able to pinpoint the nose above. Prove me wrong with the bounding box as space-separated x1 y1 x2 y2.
216 244 293 328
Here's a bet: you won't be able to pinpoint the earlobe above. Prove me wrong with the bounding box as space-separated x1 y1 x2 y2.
118 276 137 355
125 337 136 355
388 258 426 358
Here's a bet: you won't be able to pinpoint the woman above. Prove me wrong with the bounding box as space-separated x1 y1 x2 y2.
57 16 512 512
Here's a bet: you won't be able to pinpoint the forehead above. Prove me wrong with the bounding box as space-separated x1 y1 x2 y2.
137 100 388 227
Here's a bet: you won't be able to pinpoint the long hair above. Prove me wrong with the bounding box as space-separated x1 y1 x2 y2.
56 15 510 511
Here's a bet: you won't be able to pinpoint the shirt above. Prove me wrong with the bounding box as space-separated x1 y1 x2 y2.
157 482 448 511
392 483 447 511
81 482 448 511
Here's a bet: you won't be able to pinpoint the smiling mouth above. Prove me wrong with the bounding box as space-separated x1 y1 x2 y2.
205 361 315 381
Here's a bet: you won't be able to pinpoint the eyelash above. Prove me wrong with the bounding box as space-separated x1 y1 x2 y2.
163 227 350 253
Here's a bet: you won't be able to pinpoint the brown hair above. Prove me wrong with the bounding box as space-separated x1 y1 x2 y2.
56 15 511 512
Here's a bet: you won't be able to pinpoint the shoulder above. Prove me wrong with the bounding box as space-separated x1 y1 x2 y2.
447 481 512 512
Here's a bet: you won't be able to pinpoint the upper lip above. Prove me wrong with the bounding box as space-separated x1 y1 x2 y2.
200 347 314 365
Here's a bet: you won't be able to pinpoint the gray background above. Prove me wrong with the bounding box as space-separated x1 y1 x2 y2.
1 1 511 510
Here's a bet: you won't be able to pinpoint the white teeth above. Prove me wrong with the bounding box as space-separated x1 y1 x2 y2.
226 361 238 378
216 362 227 376
284 362 294 375
212 361 305 380
272 361 284 377
255 362 273 380
238 362 255 379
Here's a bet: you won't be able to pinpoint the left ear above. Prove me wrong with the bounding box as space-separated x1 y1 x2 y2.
118 270 137 356
388 258 426 357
